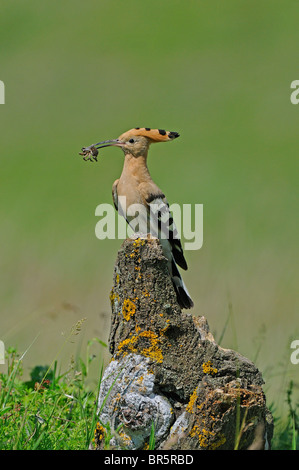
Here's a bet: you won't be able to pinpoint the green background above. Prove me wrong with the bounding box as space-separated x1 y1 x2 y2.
0 0 298 422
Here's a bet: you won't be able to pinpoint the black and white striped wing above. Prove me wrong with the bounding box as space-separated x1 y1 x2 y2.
147 197 187 270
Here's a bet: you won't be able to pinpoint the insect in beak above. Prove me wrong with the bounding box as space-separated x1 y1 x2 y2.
79 139 125 162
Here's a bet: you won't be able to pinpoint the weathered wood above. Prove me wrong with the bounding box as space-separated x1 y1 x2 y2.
95 237 273 450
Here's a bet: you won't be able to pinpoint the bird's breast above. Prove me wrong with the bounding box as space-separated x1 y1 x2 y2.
116 178 144 212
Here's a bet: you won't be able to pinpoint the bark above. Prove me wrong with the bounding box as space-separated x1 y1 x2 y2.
95 236 273 450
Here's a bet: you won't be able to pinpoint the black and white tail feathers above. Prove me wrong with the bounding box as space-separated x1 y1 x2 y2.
159 237 194 310
146 197 194 310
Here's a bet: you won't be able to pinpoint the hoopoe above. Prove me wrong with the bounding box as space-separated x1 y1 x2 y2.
81 127 194 309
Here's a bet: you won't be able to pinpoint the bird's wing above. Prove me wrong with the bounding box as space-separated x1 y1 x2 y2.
136 183 187 270
145 194 188 271
112 179 120 212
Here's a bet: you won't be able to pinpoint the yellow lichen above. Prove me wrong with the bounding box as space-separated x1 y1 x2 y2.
129 239 145 280
122 299 136 321
112 392 122 413
110 288 120 305
133 238 145 248
186 388 198 413
190 423 226 449
118 430 132 447
188 393 227 450
139 330 164 363
118 336 138 356
117 329 164 363
190 425 214 447
94 422 106 443
202 360 218 376
129 238 146 259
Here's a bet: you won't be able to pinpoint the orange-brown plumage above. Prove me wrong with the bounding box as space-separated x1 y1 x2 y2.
118 127 180 143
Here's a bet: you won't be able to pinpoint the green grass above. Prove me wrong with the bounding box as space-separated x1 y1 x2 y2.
0 328 105 450
0 339 298 450
270 381 299 450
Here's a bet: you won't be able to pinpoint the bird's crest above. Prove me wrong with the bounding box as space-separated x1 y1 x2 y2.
118 128 180 142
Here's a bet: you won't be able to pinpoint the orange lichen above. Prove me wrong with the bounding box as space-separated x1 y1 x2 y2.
133 238 145 248
143 289 150 297
186 388 198 413
202 360 218 376
117 336 138 355
117 329 164 363
190 423 226 449
190 425 215 447
130 238 146 259
188 390 227 449
138 330 164 363
118 430 132 447
94 422 106 443
110 288 120 305
122 299 136 321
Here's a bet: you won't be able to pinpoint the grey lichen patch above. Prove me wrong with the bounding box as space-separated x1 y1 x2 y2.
97 354 174 450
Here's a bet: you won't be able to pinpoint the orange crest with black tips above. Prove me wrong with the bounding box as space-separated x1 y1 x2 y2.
118 127 180 142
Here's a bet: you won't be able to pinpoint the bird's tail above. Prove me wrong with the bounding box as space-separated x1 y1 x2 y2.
159 238 194 309
170 257 194 309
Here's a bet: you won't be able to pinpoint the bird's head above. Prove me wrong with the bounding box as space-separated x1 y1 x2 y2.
80 127 180 160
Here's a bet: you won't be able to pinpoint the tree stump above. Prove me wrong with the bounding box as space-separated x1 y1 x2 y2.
95 237 274 450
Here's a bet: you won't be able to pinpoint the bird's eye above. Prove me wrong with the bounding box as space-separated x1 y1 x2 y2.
129 138 135 143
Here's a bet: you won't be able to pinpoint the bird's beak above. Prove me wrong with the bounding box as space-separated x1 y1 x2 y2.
94 139 125 149
79 139 126 161
84 139 125 152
